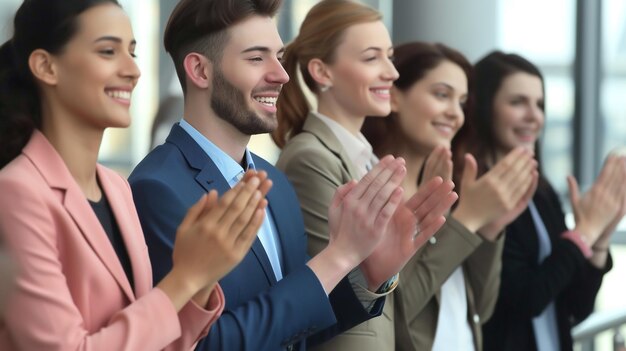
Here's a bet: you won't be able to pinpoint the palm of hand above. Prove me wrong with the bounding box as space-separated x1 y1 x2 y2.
359 203 418 290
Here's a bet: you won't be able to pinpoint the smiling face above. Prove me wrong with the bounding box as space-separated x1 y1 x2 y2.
323 20 399 119
211 15 289 135
47 3 139 130
392 60 467 153
492 72 544 156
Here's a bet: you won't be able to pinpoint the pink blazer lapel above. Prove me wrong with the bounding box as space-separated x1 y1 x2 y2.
97 165 152 298
23 131 135 302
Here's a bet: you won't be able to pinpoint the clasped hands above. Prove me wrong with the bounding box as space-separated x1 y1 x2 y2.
327 155 458 291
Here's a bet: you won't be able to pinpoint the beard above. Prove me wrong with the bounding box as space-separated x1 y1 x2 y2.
210 68 278 135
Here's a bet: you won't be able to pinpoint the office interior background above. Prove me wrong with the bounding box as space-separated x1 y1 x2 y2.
1 0 625 349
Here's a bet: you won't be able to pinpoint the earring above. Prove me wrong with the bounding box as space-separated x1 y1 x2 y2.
320 84 332 92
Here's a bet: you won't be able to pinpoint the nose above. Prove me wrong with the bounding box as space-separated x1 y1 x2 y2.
267 58 290 85
383 57 399 81
525 104 544 124
445 100 464 123
120 52 141 84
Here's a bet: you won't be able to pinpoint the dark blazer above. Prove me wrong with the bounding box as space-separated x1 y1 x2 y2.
129 124 383 351
483 178 612 351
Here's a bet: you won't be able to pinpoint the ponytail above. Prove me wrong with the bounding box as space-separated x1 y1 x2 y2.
0 40 40 168
272 42 311 149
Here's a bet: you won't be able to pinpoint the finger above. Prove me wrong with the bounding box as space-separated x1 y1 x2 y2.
331 180 358 209
595 155 617 191
259 178 273 198
567 175 581 208
413 181 457 220
606 155 625 196
205 176 258 224
349 156 399 200
498 150 534 187
365 165 406 220
506 161 536 204
240 169 259 183
405 176 444 211
360 160 406 212
492 146 530 179
491 151 534 205
218 177 263 227
227 189 264 238
372 186 404 233
235 207 266 252
177 193 209 234
416 189 458 225
461 153 478 190
416 188 460 241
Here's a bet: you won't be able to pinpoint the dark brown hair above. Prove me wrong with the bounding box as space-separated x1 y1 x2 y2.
164 0 282 94
453 50 545 178
0 0 119 168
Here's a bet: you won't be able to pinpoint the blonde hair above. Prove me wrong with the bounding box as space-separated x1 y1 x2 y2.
272 0 381 148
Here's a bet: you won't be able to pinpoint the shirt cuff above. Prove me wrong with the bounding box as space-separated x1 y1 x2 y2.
347 268 398 311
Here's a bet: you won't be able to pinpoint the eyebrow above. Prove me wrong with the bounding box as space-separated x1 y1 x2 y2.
360 47 394 53
241 46 285 55
433 82 468 96
94 36 137 46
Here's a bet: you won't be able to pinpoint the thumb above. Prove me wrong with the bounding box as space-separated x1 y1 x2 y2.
461 153 478 188
567 175 580 208
332 180 357 209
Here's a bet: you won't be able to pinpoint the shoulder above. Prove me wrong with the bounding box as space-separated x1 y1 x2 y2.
129 142 191 185
276 133 342 175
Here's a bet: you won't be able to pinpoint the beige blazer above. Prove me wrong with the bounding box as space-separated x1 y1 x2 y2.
276 114 395 351
394 217 504 351
0 131 224 351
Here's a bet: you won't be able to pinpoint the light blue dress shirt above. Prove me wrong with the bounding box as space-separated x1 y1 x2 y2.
179 119 284 281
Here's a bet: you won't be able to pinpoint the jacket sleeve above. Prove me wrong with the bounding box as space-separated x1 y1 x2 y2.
131 176 348 351
276 138 387 350
495 184 591 319
396 216 484 321
0 176 222 351
541 184 612 324
464 235 505 323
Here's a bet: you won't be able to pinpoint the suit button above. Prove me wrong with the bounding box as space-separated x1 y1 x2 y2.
429 236 437 244
473 314 480 324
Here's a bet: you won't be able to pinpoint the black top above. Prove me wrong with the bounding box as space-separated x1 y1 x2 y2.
89 194 134 291
482 177 612 351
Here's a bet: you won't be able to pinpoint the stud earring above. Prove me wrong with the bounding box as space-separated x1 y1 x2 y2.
320 84 332 92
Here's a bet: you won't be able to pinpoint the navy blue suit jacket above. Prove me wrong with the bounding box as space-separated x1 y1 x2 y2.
129 124 383 351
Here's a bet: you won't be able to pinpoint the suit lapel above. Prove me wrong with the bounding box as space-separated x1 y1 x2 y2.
97 165 148 298
302 113 361 180
168 124 278 285
24 132 135 301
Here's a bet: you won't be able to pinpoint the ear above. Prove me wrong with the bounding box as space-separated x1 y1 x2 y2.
28 49 58 86
390 85 402 112
307 58 333 88
183 53 212 90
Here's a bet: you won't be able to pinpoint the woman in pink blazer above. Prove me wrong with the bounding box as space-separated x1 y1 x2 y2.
0 1 270 350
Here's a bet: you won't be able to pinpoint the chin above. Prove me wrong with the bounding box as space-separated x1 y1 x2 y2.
368 106 391 118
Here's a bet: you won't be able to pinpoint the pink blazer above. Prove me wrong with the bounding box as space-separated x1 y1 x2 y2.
0 131 224 351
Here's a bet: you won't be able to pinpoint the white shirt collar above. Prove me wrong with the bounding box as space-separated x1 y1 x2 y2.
313 112 376 177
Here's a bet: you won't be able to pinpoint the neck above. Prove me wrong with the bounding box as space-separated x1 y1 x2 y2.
40 108 103 201
317 97 365 136
183 97 250 164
